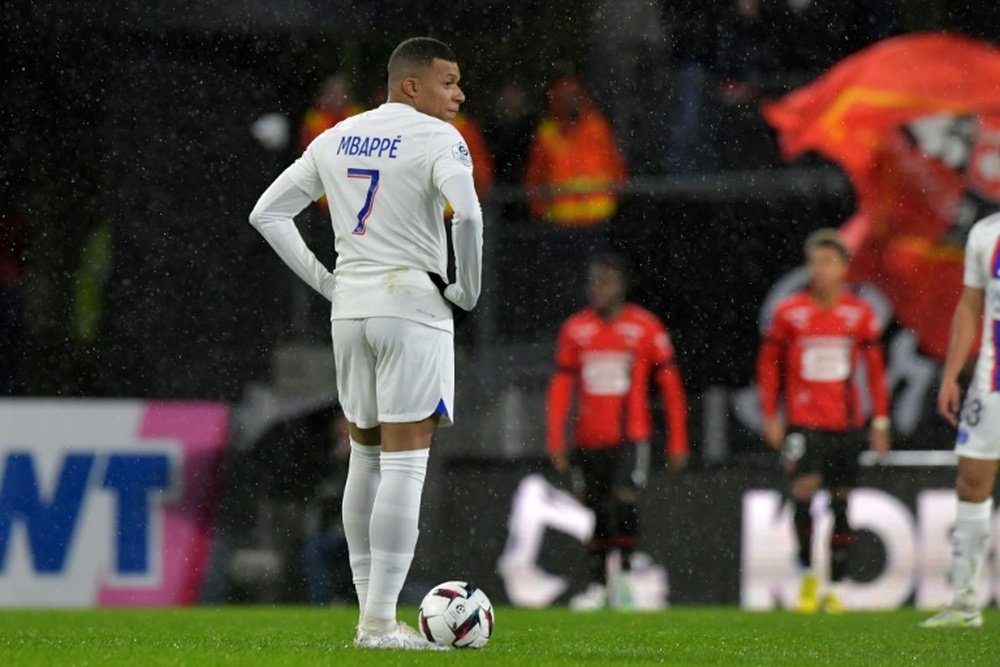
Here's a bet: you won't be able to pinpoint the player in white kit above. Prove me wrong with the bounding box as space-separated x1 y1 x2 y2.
249 37 483 649
922 212 1000 628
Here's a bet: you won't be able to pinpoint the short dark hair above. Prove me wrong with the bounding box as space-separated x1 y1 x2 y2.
804 228 850 262
588 251 631 288
387 37 457 83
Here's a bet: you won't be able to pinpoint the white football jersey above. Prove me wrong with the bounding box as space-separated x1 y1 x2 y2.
286 102 474 331
963 212 1000 393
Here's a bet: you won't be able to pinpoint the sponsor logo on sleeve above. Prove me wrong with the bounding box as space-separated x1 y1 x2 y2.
452 142 473 168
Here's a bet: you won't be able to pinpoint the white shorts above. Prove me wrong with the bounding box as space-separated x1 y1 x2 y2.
332 317 454 429
955 387 1000 460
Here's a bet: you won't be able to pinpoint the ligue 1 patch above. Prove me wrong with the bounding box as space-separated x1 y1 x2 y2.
452 142 473 167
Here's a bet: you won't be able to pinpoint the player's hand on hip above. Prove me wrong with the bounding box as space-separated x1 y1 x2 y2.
667 452 689 473
548 450 569 473
937 377 962 427
444 284 475 312
761 415 785 450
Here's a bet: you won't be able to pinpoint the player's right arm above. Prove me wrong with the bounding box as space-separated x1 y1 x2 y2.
940 223 989 426
546 321 578 473
756 306 789 450
249 149 336 301
939 286 984 426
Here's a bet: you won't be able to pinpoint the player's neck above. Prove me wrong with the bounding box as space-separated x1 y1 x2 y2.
386 91 414 110
809 285 842 308
596 302 625 321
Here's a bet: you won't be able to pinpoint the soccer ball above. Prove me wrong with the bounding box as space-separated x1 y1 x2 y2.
417 581 494 649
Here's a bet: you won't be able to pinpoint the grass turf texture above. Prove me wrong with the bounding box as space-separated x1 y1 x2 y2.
0 607 995 666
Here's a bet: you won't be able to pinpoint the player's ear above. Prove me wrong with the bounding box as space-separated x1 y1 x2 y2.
401 75 419 100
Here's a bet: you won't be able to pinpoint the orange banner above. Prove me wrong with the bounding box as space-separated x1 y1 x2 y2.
764 33 1000 358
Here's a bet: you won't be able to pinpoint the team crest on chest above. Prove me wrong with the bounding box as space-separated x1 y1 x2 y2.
614 322 644 347
573 322 600 345
786 306 811 330
834 304 862 329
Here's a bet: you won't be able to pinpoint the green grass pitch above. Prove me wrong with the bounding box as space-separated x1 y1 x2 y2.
0 606 995 666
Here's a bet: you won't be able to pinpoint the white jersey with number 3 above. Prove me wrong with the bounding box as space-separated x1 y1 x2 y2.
964 212 1000 394
285 102 474 331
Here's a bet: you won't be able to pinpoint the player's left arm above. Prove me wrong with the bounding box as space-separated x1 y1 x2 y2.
648 322 689 471
439 173 483 311
655 363 689 472
432 126 483 312
860 308 891 455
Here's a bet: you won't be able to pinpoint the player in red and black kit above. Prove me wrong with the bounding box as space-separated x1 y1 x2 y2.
757 229 891 614
547 252 689 611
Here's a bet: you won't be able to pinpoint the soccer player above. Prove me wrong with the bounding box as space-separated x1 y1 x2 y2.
546 252 689 611
249 37 482 650
921 212 1000 629
756 228 890 614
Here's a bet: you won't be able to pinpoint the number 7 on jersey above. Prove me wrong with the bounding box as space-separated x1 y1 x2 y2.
347 168 380 235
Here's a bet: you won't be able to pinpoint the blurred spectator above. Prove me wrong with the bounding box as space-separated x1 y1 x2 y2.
298 73 363 153
523 75 627 230
713 0 780 169
588 0 669 175
768 0 898 81
483 82 535 186
663 0 721 172
0 202 27 395
522 75 627 323
716 0 777 106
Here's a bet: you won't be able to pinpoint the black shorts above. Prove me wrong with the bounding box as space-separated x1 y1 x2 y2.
569 444 648 505
783 428 865 488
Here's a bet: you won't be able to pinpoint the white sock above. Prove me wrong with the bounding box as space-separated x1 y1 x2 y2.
952 499 992 612
342 440 381 623
362 448 430 634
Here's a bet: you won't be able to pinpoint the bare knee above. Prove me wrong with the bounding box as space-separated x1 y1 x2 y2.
791 474 822 502
956 458 999 503
957 474 995 503
380 415 440 452
349 424 382 447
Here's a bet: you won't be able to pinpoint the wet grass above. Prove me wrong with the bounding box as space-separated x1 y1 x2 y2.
0 606 995 665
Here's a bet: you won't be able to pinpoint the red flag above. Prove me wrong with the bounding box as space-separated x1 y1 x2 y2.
764 33 1000 359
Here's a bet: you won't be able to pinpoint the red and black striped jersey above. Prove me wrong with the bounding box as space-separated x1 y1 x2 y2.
757 290 889 431
547 303 688 454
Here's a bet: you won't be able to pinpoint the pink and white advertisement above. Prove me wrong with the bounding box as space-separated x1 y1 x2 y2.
0 399 229 607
